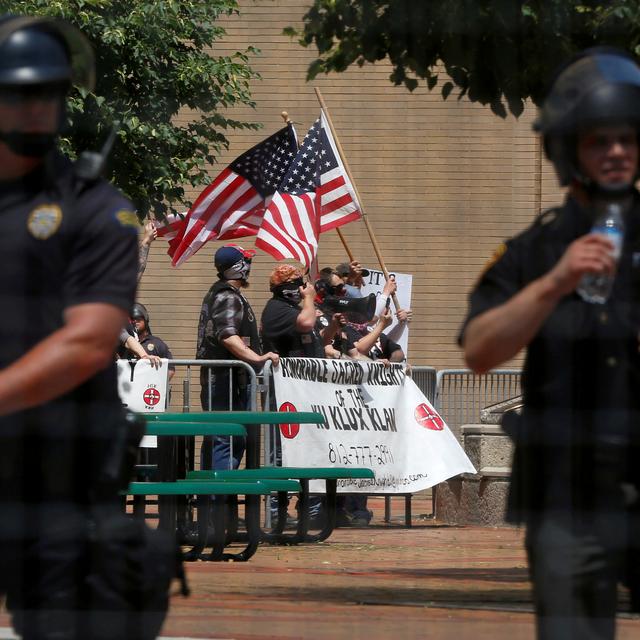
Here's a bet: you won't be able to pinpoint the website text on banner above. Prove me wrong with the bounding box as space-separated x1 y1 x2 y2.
273 358 475 494
360 269 412 355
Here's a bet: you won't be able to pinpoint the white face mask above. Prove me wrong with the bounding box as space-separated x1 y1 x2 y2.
222 258 251 281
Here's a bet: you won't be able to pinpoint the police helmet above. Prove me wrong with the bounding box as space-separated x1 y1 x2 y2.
131 302 149 324
535 47 640 185
0 15 95 90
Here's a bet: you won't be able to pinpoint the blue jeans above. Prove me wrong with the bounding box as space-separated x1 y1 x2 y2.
199 368 249 471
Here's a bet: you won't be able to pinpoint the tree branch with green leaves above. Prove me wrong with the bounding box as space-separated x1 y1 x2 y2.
0 0 261 219
287 0 640 118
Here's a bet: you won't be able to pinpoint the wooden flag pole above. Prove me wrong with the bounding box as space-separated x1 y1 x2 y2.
314 87 400 310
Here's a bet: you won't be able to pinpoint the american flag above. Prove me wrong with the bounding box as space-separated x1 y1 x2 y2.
255 111 361 267
169 125 297 267
155 211 185 243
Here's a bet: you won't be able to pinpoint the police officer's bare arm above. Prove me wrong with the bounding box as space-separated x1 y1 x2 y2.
0 303 126 416
463 233 616 373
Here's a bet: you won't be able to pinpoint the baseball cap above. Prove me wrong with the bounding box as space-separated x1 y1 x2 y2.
214 244 256 271
336 262 370 277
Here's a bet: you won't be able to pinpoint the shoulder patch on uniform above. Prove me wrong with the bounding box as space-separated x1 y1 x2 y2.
114 209 140 230
537 208 560 226
481 242 507 275
27 204 63 240
147 343 155 352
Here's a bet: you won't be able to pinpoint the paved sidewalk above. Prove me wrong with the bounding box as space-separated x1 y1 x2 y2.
1 494 638 639
159 495 640 640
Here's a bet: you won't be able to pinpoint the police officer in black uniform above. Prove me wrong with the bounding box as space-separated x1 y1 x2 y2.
461 48 640 639
131 302 175 378
0 14 143 640
196 244 279 470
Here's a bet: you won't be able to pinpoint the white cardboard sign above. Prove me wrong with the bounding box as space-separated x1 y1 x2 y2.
117 359 170 448
360 268 412 355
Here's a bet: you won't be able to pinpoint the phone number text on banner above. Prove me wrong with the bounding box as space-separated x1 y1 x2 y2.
272 358 475 494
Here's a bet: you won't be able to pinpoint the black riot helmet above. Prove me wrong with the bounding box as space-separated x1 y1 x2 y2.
535 47 640 187
0 15 94 90
0 15 95 157
131 302 151 335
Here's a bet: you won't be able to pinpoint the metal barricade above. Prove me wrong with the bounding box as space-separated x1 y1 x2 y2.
166 359 258 413
410 366 437 404
434 369 522 441
150 359 261 471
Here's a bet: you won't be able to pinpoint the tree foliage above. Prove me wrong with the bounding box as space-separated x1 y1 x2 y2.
0 0 260 219
287 1 640 118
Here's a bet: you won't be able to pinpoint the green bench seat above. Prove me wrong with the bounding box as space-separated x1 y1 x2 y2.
127 479 299 495
144 422 246 437
144 411 324 426
187 467 375 481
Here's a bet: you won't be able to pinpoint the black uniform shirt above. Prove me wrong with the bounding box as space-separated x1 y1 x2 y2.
261 297 324 358
140 334 173 360
0 155 138 503
461 195 640 516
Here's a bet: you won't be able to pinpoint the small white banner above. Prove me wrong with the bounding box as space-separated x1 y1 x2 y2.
117 359 170 448
273 358 475 494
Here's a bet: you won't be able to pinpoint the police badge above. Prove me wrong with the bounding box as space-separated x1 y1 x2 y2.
27 204 63 239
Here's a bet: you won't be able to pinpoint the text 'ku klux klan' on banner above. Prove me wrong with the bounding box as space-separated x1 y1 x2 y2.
270 358 476 495
158 110 362 268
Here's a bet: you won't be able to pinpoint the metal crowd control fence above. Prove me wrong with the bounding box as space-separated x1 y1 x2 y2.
167 359 258 414
434 369 522 441
151 359 260 473
409 366 437 404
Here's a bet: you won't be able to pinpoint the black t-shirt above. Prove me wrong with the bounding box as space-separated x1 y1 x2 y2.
0 155 138 503
261 297 324 358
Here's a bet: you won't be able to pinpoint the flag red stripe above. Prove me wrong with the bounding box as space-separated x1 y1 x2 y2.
256 217 298 260
317 175 345 195
265 196 313 264
321 192 355 216
174 173 251 252
319 211 362 233
189 167 234 211
255 235 286 261
284 194 316 252
171 179 259 265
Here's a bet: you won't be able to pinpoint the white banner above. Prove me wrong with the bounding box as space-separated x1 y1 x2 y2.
360 268 412 355
273 358 475 494
117 359 170 448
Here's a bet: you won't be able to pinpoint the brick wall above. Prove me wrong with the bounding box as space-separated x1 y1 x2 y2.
137 0 564 375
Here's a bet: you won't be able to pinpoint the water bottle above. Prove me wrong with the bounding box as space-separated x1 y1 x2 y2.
576 202 625 304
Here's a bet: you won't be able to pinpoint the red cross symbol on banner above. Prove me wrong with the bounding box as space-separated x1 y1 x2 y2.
414 403 444 431
143 387 161 406
278 401 300 439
